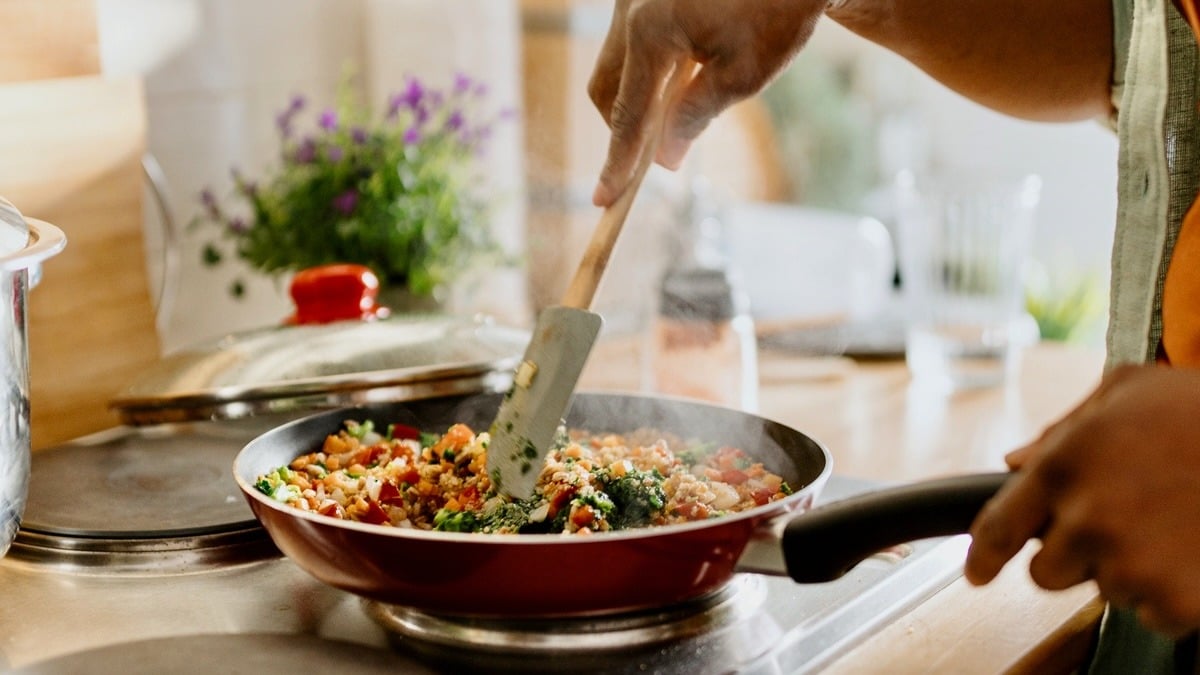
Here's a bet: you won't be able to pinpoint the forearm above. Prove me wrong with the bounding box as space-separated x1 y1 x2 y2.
826 0 1115 122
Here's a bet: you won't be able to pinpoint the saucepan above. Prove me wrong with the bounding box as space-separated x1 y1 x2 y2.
233 391 1008 617
0 198 67 558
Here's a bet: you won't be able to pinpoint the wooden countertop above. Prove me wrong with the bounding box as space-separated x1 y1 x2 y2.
581 337 1107 673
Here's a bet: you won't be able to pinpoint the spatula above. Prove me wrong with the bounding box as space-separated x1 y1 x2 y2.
487 61 692 499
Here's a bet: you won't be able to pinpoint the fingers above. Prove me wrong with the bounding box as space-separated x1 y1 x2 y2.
592 28 682 207
963 469 1053 585
587 1 631 128
1026 499 1101 591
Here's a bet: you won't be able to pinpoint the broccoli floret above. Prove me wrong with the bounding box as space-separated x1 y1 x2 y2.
603 469 667 530
433 508 478 532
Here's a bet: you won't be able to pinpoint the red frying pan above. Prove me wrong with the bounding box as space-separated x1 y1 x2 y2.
233 392 1006 617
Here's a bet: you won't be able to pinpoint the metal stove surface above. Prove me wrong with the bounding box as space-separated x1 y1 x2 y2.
0 476 967 674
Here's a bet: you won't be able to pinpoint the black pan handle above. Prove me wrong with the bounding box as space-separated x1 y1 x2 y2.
781 472 1012 583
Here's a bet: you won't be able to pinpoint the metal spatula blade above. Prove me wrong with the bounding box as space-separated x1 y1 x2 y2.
486 306 602 497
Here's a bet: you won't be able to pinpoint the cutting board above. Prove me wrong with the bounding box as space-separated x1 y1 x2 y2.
0 75 161 449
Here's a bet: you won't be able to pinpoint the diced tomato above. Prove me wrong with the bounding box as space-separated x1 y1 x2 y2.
352 444 388 467
546 487 576 520
378 480 403 504
388 423 420 440
396 467 420 485
673 501 711 520
750 487 776 506
317 501 344 518
458 486 481 510
720 469 749 485
361 499 389 525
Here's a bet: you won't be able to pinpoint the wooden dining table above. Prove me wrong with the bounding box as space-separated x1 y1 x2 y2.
581 336 1108 674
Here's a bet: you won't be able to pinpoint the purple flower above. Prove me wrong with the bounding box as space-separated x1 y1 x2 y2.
400 78 425 109
200 188 221 219
227 217 249 234
276 95 307 138
326 145 344 162
351 126 368 144
275 112 294 138
318 109 338 131
403 126 422 145
453 72 472 94
293 137 317 163
473 82 489 98
445 110 465 132
332 189 358 215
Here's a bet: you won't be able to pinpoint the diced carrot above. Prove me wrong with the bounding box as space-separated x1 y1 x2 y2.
570 505 595 528
433 423 474 453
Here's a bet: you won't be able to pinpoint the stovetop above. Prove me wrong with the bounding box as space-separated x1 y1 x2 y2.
0 425 969 674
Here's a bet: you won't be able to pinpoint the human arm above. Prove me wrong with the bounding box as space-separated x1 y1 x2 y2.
963 365 1200 638
588 0 1115 207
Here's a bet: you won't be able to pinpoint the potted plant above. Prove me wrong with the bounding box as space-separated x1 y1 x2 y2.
194 73 513 312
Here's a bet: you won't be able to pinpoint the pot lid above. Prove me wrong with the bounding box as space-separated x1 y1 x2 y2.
109 313 529 425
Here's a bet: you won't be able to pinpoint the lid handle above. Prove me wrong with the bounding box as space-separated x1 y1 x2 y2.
286 264 389 325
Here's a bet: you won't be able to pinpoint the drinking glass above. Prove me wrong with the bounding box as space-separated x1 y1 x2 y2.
895 169 1042 391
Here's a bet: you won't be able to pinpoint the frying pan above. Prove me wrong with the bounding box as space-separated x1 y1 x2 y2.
233 392 1007 617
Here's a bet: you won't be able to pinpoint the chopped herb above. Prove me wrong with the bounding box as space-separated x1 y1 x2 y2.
575 490 615 515
478 501 532 533
602 469 667 530
780 482 794 495
419 431 440 449
254 478 272 495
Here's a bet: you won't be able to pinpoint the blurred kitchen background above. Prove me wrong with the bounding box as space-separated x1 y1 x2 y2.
99 0 1117 348
3 0 1117 443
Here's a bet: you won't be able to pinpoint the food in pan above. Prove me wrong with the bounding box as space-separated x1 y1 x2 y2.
253 419 794 535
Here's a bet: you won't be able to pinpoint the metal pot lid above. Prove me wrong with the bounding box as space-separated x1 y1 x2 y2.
109 313 528 426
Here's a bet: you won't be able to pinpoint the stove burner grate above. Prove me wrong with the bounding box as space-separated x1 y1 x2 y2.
365 576 781 673
13 423 281 573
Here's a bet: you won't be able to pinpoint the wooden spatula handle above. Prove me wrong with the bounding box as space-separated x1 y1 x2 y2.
561 61 693 310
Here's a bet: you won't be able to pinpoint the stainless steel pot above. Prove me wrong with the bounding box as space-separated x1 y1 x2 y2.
0 198 66 557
